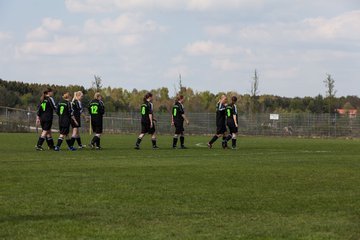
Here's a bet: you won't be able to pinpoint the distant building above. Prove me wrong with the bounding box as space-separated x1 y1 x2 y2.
336 109 357 118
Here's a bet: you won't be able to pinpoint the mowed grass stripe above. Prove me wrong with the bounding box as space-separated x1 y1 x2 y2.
0 133 359 239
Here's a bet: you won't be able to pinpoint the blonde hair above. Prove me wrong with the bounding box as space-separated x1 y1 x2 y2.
72 91 83 102
94 92 101 100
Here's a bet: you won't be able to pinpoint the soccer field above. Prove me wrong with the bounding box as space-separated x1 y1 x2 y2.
0 133 359 239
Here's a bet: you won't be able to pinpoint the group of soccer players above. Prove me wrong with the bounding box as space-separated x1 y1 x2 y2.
35 89 239 151
35 88 105 151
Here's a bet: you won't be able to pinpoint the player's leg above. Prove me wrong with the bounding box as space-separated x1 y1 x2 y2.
231 133 237 149
150 126 158 149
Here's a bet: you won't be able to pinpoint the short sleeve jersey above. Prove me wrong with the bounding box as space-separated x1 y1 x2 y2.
141 101 153 122
57 99 73 127
216 102 227 126
37 96 56 121
88 99 105 121
226 104 238 124
172 101 185 122
72 99 83 119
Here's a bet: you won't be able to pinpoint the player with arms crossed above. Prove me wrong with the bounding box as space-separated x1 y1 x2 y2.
54 92 78 151
35 88 56 151
208 95 228 149
89 92 105 150
171 95 189 149
135 92 159 150
223 96 239 149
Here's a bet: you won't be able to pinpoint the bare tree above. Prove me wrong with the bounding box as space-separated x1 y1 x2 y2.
324 73 336 113
92 75 103 92
251 69 259 98
249 69 259 114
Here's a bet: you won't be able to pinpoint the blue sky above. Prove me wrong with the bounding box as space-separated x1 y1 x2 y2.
0 0 359 97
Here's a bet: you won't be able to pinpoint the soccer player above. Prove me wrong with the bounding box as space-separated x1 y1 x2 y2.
54 92 79 151
71 91 85 148
88 92 105 150
35 88 56 151
223 96 239 149
134 92 159 150
208 95 228 149
171 95 189 149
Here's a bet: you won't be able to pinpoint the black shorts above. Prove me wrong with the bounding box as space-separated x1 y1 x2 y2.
216 124 227 135
141 121 155 134
71 116 81 128
227 122 238 134
174 121 184 134
91 119 103 134
41 120 52 131
59 126 70 135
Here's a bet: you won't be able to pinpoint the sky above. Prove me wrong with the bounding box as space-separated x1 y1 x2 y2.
0 0 359 97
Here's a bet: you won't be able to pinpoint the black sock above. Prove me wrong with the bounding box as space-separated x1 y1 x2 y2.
46 137 54 148
76 137 82 146
180 136 185 146
37 137 45 147
136 138 142 147
173 137 178 147
70 137 76 147
97 137 101 147
91 136 97 145
151 139 157 147
209 135 218 144
66 139 72 148
57 137 64 147
225 134 232 142
232 139 237 148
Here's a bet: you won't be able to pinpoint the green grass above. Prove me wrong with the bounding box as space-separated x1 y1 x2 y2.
0 133 360 240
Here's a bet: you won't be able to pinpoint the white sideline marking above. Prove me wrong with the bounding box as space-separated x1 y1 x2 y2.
195 143 208 148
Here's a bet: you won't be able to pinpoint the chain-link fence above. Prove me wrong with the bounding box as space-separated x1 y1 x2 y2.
1 106 360 137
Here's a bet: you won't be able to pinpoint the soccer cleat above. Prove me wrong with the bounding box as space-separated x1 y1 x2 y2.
89 143 95 149
152 146 159 149
95 146 102 150
207 143 212 149
134 146 140 150
68 146 77 151
35 145 44 151
54 146 60 151
172 146 177 149
232 146 237 150
180 146 188 149
222 141 228 149
78 145 85 149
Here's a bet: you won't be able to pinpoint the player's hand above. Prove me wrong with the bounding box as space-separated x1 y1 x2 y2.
150 122 153 128
171 121 174 126
186 120 190 125
36 118 40 127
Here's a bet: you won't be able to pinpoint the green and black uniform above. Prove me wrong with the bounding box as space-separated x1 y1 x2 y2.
88 99 105 134
88 99 105 149
36 96 56 149
172 101 185 134
226 104 238 134
37 96 56 131
55 99 76 149
135 100 158 149
140 101 155 134
71 99 83 128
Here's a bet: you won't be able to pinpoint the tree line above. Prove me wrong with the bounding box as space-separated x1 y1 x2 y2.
0 77 359 114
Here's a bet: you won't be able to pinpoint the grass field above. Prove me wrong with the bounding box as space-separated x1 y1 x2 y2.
0 133 359 239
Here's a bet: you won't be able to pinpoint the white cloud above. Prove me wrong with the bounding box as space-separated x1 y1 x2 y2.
302 10 360 40
0 32 12 41
26 18 63 40
205 25 233 37
65 0 264 12
18 37 89 55
83 14 163 35
211 58 242 71
184 40 244 56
